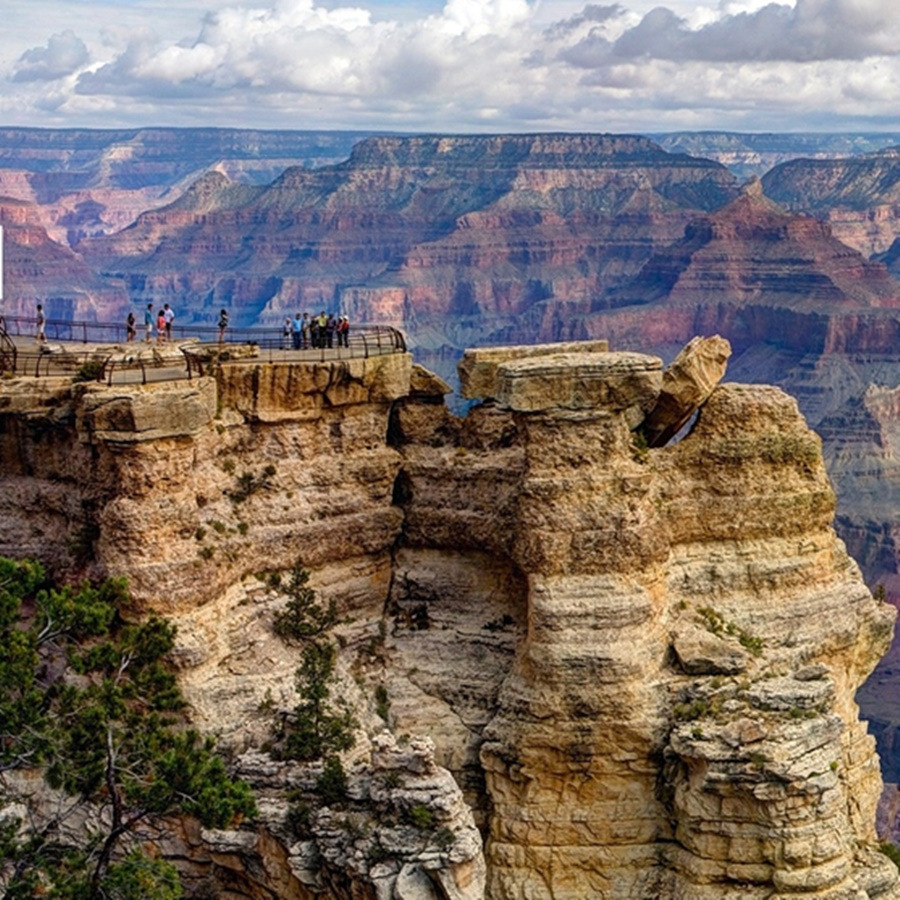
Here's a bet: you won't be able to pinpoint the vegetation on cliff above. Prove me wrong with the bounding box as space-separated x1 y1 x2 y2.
0 557 256 898
270 562 356 781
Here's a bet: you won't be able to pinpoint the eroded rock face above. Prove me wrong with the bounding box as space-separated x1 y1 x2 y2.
761 148 900 256
391 352 897 898
0 340 895 898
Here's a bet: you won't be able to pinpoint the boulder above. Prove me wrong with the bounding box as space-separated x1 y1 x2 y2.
458 340 609 401
494 350 662 424
641 335 731 447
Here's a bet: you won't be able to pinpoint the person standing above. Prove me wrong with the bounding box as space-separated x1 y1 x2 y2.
217 308 229 344
144 303 154 342
301 312 310 349
291 312 303 350
35 304 46 343
156 308 166 344
163 304 175 342
283 317 292 349
126 311 136 342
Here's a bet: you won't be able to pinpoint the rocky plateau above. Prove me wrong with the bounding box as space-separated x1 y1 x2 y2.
0 337 897 898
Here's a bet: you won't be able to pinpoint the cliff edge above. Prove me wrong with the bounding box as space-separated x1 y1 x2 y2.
0 340 895 898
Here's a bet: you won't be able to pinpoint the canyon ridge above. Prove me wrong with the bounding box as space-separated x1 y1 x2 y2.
0 336 897 898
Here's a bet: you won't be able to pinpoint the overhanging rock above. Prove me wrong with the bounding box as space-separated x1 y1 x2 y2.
641 335 732 447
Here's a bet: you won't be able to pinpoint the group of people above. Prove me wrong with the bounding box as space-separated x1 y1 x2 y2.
35 302 351 349
284 312 350 350
124 304 229 343
124 303 176 343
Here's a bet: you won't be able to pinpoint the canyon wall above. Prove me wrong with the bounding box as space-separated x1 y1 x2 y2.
4 127 900 814
76 133 738 334
0 342 897 897
761 148 900 257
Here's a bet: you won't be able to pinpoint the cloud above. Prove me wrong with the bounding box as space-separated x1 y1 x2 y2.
3 0 900 133
564 0 900 67
74 0 534 106
12 30 90 82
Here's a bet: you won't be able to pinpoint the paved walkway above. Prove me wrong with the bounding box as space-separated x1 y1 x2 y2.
1 325 406 385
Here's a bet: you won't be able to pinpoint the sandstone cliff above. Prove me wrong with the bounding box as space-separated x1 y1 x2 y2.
571 184 900 648
0 340 896 897
761 148 900 257
656 132 900 182
0 128 374 244
0 197 128 321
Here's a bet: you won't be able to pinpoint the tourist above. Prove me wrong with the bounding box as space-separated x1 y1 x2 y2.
156 308 166 344
126 311 136 342
35 304 46 343
217 308 229 344
301 313 310 349
144 303 153 342
338 315 350 348
283 317 292 349
309 316 320 349
291 312 303 350
325 314 336 348
163 304 175 342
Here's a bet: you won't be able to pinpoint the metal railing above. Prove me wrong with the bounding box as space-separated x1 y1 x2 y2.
0 317 17 374
0 314 406 352
181 327 405 378
0 314 407 385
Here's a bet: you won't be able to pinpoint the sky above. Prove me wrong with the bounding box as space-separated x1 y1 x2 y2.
3 0 900 135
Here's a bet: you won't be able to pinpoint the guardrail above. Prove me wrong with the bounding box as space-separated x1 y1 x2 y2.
181 329 406 379
0 314 406 353
0 316 16 374
0 315 407 385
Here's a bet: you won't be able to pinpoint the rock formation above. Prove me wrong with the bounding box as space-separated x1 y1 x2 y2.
640 334 732 447
570 183 900 645
0 128 373 244
77 133 738 337
0 197 128 321
656 132 900 182
761 147 900 257
0 339 896 897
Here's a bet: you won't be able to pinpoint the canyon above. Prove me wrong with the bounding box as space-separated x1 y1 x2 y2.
0 338 897 898
4 126 900 845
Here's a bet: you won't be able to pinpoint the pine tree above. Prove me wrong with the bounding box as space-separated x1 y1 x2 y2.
270 562 356 775
0 558 256 897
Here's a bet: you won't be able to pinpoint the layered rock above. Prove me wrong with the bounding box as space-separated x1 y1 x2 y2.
79 133 738 332
0 340 896 897
597 181 900 329
0 197 128 321
761 148 900 257
641 334 732 447
389 343 896 897
656 132 900 182
0 128 373 245
0 351 411 615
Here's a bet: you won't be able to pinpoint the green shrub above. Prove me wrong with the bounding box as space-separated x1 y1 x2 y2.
408 803 435 829
375 684 390 721
72 359 106 383
880 842 900 872
317 756 348 805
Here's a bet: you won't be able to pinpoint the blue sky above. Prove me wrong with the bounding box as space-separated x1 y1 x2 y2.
3 0 900 134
